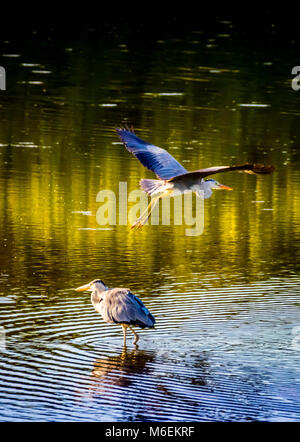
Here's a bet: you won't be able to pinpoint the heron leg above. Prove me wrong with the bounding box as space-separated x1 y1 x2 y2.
131 195 159 229
122 324 128 347
129 326 139 345
131 194 162 229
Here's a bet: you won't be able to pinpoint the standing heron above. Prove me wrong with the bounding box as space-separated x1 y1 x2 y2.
116 127 275 228
75 279 155 346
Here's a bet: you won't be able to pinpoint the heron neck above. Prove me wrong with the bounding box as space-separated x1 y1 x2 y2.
91 287 106 306
197 180 213 199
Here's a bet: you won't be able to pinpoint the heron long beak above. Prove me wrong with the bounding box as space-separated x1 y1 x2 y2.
217 184 233 190
75 283 92 292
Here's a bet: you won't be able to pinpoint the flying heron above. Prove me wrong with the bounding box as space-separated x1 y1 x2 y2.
75 279 155 346
116 127 275 228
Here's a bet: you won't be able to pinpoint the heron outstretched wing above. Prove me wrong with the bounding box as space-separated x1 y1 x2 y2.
117 128 188 180
169 163 275 182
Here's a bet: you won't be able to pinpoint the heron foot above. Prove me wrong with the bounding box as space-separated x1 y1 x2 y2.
130 326 140 346
130 195 162 230
133 334 139 345
131 217 147 230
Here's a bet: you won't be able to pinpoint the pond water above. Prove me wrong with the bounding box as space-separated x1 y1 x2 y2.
0 18 299 421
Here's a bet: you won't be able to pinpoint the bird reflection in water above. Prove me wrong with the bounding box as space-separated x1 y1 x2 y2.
73 347 156 407
75 348 210 420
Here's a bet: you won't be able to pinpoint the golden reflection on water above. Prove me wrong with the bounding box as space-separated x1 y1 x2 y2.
0 33 299 294
0 117 298 286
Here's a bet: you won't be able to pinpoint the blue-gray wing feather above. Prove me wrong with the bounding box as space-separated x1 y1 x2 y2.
116 128 188 180
100 288 155 328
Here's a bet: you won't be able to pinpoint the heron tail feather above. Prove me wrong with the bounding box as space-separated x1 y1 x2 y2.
140 179 166 196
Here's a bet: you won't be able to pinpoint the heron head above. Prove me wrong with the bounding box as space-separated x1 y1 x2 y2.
75 279 108 292
205 179 233 191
